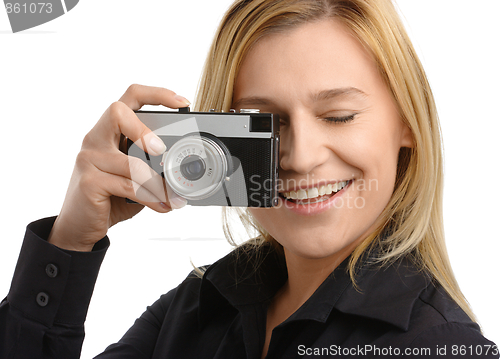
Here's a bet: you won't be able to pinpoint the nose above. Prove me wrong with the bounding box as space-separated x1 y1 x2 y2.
279 114 330 175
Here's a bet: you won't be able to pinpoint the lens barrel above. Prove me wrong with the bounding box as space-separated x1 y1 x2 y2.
162 134 230 200
180 155 206 181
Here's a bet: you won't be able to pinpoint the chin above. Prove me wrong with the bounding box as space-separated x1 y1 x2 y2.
271 228 355 260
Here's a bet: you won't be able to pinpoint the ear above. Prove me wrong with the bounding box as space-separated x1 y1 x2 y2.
400 123 414 148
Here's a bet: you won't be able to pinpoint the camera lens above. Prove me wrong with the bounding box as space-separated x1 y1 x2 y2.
162 134 231 200
180 155 206 181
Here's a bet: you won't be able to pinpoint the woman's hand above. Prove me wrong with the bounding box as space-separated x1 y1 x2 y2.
48 84 190 252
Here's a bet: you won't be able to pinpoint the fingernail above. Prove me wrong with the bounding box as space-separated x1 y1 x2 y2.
169 196 188 209
159 202 171 211
149 136 167 155
174 95 191 105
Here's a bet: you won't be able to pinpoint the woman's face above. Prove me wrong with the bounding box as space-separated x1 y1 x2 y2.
233 20 413 261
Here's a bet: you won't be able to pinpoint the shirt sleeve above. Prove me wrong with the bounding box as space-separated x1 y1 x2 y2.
409 322 499 359
0 216 109 359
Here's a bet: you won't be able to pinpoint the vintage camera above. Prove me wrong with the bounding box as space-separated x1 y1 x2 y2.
126 107 280 207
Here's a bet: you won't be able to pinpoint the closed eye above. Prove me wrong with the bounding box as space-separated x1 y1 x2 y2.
323 114 356 123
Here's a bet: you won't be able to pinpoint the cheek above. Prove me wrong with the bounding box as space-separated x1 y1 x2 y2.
340 119 402 177
328 124 402 211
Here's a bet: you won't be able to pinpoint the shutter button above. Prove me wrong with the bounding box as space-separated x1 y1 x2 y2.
45 264 58 278
36 292 49 307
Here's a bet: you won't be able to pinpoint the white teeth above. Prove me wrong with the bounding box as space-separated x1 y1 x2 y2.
282 181 349 201
307 187 319 199
297 189 307 199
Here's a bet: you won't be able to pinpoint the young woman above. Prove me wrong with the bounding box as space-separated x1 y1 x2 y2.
1 0 498 358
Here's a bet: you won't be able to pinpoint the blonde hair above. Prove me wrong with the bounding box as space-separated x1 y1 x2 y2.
193 0 476 323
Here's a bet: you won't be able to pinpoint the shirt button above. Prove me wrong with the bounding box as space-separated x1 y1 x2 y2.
36 292 49 307
45 263 58 278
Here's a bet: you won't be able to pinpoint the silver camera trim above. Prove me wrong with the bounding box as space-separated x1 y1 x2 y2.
137 113 275 139
162 135 229 200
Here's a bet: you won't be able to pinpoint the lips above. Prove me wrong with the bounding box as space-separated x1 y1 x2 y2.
279 180 351 205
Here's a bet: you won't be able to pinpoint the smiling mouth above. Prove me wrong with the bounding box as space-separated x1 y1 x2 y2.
279 180 352 204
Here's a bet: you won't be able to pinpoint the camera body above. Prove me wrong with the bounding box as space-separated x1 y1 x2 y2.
126 107 280 207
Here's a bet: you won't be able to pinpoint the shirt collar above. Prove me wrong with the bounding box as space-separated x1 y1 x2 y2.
198 243 431 331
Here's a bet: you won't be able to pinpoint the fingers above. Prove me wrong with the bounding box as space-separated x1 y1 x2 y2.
86 85 191 155
90 149 166 200
89 168 172 213
80 149 187 210
85 101 164 156
119 84 190 111
116 85 190 154
79 84 191 211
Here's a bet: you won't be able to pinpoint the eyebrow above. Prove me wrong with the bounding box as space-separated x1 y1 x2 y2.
232 96 273 110
232 87 367 109
312 87 368 102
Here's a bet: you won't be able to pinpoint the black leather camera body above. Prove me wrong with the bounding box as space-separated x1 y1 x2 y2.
126 107 280 207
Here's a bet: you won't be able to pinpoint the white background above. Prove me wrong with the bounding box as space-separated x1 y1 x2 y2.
1 1 498 357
